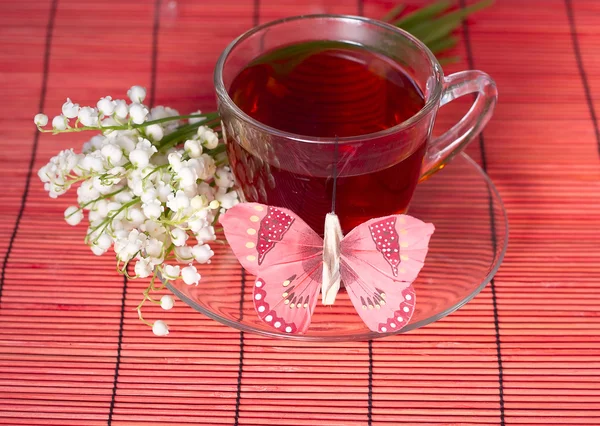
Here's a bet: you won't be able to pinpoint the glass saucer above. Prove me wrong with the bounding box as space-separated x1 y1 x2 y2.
167 153 508 341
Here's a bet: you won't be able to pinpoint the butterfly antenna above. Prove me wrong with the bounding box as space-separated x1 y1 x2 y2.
331 135 339 213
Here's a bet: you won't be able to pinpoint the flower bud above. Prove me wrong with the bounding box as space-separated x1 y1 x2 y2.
152 320 169 336
34 113 48 127
160 295 175 310
128 85 147 103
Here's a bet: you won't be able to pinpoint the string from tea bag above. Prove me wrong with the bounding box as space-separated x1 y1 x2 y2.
322 136 343 305
331 134 339 213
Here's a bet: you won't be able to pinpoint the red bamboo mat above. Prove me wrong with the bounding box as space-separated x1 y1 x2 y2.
1 0 600 425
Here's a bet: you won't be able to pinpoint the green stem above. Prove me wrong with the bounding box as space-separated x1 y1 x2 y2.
157 117 220 152
67 186 127 218
85 197 140 244
142 163 171 182
40 112 219 134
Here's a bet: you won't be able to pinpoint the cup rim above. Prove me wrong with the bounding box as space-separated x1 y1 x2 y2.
214 14 444 144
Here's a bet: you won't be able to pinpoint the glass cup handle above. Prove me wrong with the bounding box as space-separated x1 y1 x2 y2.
420 70 498 180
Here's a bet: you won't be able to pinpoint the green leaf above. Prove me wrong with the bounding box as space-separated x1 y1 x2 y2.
438 55 461 66
248 40 350 75
408 0 493 41
393 0 452 28
381 4 406 23
427 36 458 54
420 18 463 45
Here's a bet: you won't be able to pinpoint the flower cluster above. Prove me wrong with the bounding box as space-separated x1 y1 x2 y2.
35 86 238 335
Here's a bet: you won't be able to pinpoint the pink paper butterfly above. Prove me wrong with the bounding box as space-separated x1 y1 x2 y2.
221 203 434 335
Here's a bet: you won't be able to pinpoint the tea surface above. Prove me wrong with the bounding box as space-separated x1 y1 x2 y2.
229 41 424 137
227 41 427 234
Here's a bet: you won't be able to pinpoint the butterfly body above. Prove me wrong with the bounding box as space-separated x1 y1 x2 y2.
322 213 343 305
220 203 434 335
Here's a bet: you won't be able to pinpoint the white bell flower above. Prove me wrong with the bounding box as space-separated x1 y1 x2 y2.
149 105 179 120
184 139 203 158
166 190 190 212
214 166 235 188
37 149 82 198
95 233 113 251
114 189 134 204
197 126 219 149
129 148 152 169
97 96 116 116
196 182 215 201
127 86 147 103
129 103 149 124
34 113 48 127
91 245 107 256
168 152 183 172
195 226 216 243
181 184 198 199
199 154 216 180
52 115 68 131
76 180 99 203
160 295 175 310
79 152 105 173
155 181 173 203
78 107 99 127
64 206 83 226
135 258 153 278
190 195 208 210
170 227 188 247
146 124 164 142
162 265 181 280
115 239 141 262
142 220 167 239
100 143 123 164
149 106 180 132
216 188 239 209
142 199 164 220
141 187 158 204
62 98 80 119
128 207 145 227
82 135 105 153
113 99 129 120
177 166 197 187
174 246 193 262
152 320 169 336
188 110 205 124
181 265 201 285
191 244 214 264
145 238 164 264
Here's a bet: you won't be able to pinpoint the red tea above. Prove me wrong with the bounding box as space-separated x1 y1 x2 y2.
227 41 427 234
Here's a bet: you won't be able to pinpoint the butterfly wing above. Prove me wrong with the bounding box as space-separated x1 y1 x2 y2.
220 202 323 334
340 214 434 333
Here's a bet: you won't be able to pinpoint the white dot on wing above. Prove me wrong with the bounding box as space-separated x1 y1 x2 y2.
258 306 265 312
265 315 273 322
403 306 409 312
285 326 292 333
274 321 281 328
255 294 262 300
